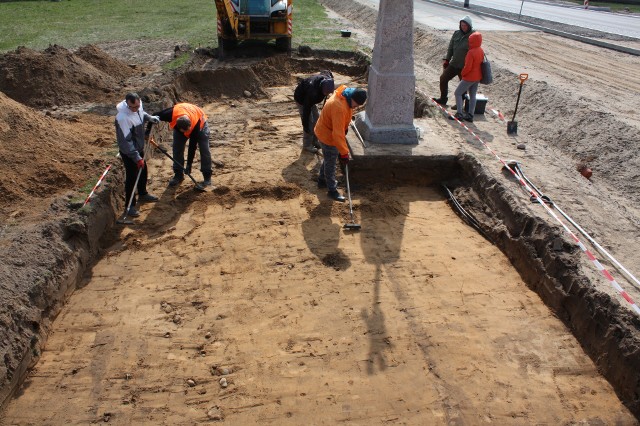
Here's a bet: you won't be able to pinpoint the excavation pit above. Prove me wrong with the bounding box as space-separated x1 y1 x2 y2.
1 47 638 423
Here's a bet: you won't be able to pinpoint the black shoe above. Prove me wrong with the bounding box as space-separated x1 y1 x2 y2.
127 207 140 217
303 145 319 154
464 113 474 122
449 112 465 121
202 178 212 187
328 190 346 202
432 97 448 106
317 179 327 188
168 175 184 187
139 193 158 202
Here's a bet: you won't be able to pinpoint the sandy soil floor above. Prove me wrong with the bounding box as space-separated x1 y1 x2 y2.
1 0 640 424
3 78 637 424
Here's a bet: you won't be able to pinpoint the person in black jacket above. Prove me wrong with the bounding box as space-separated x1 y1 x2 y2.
293 70 335 153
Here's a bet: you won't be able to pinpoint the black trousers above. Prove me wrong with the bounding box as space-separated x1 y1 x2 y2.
120 150 148 210
439 65 463 100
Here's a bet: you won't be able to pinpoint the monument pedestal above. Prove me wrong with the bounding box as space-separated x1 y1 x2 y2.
355 111 419 145
356 0 419 146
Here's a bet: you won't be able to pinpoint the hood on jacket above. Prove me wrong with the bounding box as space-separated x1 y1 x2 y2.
116 99 144 115
460 15 473 32
468 32 482 49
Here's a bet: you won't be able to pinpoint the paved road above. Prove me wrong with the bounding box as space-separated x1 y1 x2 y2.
354 0 533 30
449 0 640 38
355 0 640 38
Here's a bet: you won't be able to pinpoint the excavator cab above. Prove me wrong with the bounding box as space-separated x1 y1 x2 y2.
215 0 293 58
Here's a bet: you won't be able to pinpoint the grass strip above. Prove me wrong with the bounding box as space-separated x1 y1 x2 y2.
0 0 356 53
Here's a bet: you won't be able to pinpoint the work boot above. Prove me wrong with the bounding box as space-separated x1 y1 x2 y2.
168 175 184 187
328 190 346 202
127 207 140 217
303 145 319 154
463 113 474 123
432 97 448 106
202 178 212 187
139 193 158 202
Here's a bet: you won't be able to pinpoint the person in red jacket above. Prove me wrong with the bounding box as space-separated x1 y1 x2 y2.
451 32 484 122
314 85 367 202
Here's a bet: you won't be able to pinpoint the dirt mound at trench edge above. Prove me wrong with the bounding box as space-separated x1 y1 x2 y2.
0 92 111 221
172 52 369 102
75 44 137 81
0 45 122 108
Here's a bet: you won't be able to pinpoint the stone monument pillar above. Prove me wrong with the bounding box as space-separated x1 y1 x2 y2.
355 0 419 145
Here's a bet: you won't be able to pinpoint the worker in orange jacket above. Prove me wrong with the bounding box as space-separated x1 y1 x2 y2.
150 103 213 187
314 86 367 202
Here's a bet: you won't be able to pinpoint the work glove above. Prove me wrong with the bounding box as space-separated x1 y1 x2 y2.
149 115 160 124
136 159 145 169
443 59 450 68
339 154 349 166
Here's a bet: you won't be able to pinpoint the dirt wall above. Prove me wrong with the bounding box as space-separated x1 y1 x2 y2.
0 170 124 410
452 154 640 416
349 152 640 417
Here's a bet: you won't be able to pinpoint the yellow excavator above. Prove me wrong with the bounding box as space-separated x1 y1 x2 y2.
214 0 293 58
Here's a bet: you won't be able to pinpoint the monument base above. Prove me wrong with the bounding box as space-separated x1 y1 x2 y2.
354 111 419 145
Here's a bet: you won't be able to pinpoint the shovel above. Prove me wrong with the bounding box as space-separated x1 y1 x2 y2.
148 137 207 192
507 73 528 136
116 167 143 225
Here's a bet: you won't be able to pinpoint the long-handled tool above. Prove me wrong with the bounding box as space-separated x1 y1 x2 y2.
148 137 206 192
116 167 143 225
349 120 366 148
510 162 640 291
343 164 361 231
507 73 528 136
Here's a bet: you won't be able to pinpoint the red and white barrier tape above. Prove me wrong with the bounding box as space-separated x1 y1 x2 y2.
434 100 640 315
82 164 111 208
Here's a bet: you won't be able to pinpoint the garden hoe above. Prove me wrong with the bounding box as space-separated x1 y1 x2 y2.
148 137 206 192
116 167 143 225
343 164 361 231
507 73 528 136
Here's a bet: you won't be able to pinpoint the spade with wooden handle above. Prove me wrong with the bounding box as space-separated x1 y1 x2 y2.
507 73 529 136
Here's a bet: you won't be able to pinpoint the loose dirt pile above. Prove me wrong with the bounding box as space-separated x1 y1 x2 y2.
0 92 113 222
75 44 137 82
0 44 128 108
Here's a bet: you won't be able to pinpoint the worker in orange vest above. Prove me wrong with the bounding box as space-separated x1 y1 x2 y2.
150 103 213 187
314 86 367 202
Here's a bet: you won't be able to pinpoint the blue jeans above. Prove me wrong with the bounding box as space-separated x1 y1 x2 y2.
318 141 339 192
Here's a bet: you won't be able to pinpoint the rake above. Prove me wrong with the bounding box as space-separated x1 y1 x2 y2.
343 164 361 231
148 137 206 192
